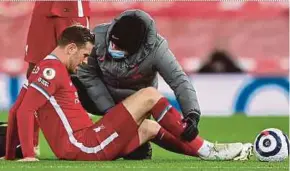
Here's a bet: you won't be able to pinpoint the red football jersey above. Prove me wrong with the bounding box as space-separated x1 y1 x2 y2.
33 1 90 17
6 55 93 159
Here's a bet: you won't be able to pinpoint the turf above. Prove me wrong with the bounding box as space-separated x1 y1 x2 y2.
0 113 288 171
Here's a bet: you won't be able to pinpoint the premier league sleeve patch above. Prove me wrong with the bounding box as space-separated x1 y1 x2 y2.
43 68 56 80
37 77 50 87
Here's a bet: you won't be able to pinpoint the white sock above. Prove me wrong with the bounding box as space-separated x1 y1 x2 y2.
197 140 213 157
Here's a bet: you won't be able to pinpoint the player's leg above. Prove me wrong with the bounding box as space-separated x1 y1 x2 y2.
26 63 35 79
120 119 203 157
83 87 249 161
76 102 144 161
120 91 153 160
123 141 152 160
119 119 160 157
137 88 208 154
54 17 89 40
121 87 163 125
121 120 250 160
76 17 90 29
25 16 56 77
152 127 202 156
77 88 163 160
124 87 187 138
119 87 191 137
125 87 251 160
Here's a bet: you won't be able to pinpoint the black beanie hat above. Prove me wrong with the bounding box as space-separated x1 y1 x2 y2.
110 16 146 54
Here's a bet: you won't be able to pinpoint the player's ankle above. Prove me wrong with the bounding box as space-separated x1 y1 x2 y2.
196 140 213 157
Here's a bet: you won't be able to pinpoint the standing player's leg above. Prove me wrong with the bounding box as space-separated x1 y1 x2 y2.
54 17 90 40
25 16 57 78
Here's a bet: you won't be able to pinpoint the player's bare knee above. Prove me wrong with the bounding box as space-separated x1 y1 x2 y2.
139 119 161 140
141 87 163 107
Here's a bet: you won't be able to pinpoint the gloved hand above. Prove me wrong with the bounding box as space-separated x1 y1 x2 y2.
181 112 200 142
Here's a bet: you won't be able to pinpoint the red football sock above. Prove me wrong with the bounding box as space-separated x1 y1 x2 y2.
151 97 186 138
151 97 205 155
188 135 204 155
152 127 203 156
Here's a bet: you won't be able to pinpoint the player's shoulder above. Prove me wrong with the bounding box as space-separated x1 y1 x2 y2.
35 55 66 79
38 55 64 69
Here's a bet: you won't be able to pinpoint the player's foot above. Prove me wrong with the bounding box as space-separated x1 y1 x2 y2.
15 145 40 158
199 142 244 160
234 143 253 161
17 157 39 162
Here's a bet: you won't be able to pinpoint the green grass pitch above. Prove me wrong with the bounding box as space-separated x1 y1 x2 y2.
0 113 288 171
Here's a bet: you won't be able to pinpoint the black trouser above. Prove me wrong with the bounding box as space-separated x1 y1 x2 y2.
71 75 152 160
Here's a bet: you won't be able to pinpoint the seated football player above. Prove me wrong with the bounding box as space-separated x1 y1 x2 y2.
5 25 252 162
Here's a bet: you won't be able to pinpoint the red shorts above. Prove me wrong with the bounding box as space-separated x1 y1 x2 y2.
25 16 89 64
70 103 140 161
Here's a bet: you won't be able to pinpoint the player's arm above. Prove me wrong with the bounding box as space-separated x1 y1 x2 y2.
77 51 115 114
5 83 28 160
15 83 50 159
16 64 61 160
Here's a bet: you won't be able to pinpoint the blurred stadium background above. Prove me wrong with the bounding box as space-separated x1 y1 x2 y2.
0 1 288 116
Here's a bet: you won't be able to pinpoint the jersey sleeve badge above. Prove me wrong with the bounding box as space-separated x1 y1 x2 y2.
43 68 56 80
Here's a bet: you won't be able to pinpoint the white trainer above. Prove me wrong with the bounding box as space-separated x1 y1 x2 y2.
199 142 244 160
234 143 253 161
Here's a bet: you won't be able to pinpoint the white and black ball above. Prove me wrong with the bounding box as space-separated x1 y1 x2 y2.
254 128 289 162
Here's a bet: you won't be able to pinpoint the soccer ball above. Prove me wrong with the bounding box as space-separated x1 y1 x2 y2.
254 128 289 162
